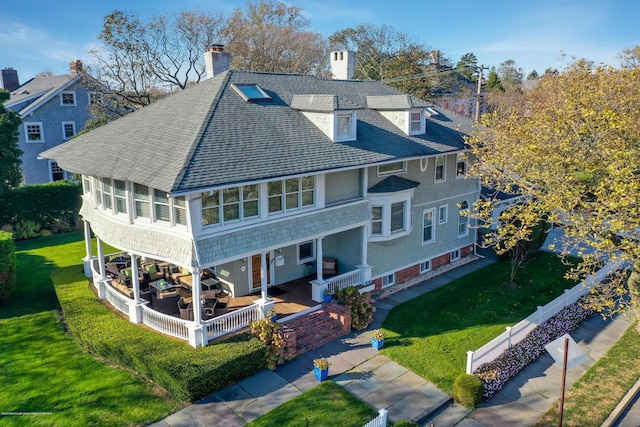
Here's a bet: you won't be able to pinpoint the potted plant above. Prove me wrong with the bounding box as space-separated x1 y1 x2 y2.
371 329 386 350
323 288 332 303
313 357 331 382
267 308 277 322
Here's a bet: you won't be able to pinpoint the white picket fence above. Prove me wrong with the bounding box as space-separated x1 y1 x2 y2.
466 259 626 374
362 409 388 427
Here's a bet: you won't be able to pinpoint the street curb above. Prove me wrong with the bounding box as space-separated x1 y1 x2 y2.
602 377 640 427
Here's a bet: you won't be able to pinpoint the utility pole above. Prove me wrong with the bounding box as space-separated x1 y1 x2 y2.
475 64 489 121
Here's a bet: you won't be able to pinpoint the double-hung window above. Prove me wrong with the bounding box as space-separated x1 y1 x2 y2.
438 205 448 224
202 184 262 227
435 156 445 182
60 91 76 106
456 153 467 177
202 191 220 226
114 180 127 214
25 122 43 142
409 109 424 134
50 162 65 181
422 208 435 244
368 191 413 240
102 179 113 210
173 196 187 226
134 184 150 219
62 122 75 139
458 200 469 237
154 189 170 222
268 176 315 216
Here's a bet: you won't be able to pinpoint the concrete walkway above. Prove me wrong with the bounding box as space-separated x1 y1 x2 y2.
150 252 633 427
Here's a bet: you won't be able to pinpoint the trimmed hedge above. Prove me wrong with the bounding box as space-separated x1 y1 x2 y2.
0 181 81 239
53 266 266 402
452 373 484 409
0 231 16 304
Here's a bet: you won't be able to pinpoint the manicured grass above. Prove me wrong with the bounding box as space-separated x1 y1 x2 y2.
0 232 182 426
381 251 577 394
534 323 640 427
246 381 379 427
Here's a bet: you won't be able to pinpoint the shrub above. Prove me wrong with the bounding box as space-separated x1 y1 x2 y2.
393 421 420 427
334 285 375 330
250 317 293 370
473 297 594 398
0 231 16 304
54 267 266 402
13 219 41 240
452 373 484 409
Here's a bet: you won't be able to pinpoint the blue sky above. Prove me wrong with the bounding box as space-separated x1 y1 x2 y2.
1 0 638 82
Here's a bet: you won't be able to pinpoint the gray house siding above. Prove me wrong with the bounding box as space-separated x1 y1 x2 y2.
325 169 361 205
366 155 478 279
17 81 93 184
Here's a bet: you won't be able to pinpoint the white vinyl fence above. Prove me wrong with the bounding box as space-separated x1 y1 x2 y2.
362 409 388 427
466 260 626 374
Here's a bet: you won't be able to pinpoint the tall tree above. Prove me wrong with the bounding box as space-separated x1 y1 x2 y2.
618 45 640 69
497 59 524 90
224 0 327 76
466 64 640 322
455 52 478 81
328 24 433 99
484 67 503 92
0 90 23 192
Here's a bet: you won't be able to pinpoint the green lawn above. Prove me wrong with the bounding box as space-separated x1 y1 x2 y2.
246 381 379 427
380 251 577 393
0 232 182 427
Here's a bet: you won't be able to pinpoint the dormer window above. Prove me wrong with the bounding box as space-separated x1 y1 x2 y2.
409 109 425 134
366 95 429 136
335 112 355 140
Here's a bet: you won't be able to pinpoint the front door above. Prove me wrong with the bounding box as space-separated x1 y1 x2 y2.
251 253 270 290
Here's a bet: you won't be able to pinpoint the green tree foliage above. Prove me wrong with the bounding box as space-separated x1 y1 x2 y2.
466 63 640 322
0 231 16 304
497 59 524 90
0 90 23 192
328 24 433 99
455 52 478 81
618 45 640 69
484 67 503 92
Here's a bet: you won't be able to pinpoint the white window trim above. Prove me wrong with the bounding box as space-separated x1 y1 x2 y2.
420 259 432 273
333 111 356 142
368 190 413 241
435 155 446 183
438 204 448 224
297 240 316 264
382 272 396 288
456 153 467 178
49 161 66 181
60 91 76 106
422 207 436 245
451 249 461 262
24 122 44 143
408 109 425 135
61 121 76 140
377 161 407 176
88 91 103 104
458 200 470 238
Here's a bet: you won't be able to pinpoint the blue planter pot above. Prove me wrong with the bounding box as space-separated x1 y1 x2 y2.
372 338 384 350
314 366 329 382
270 315 277 322
323 294 332 303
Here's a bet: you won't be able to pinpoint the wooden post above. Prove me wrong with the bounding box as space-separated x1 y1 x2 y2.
559 337 569 427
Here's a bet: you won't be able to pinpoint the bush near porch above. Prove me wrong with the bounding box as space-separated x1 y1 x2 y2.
55 262 266 402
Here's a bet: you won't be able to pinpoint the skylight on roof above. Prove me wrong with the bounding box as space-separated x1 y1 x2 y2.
231 83 271 101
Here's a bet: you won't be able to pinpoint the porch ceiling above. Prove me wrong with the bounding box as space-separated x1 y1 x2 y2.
196 200 371 265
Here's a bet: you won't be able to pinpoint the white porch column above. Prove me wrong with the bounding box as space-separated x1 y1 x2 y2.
82 220 93 277
128 253 143 323
316 236 324 281
260 252 269 302
95 238 107 299
311 236 328 302
191 267 203 323
361 224 369 266
356 224 373 288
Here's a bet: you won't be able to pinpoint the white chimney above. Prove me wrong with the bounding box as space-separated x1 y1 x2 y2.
330 50 356 80
204 44 231 79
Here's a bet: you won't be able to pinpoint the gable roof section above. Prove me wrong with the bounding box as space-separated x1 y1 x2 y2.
366 94 430 110
5 75 79 117
40 70 473 194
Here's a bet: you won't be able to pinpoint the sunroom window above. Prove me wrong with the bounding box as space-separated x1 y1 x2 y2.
134 184 150 218
154 189 170 222
202 184 262 227
102 179 113 210
114 180 127 214
174 196 187 226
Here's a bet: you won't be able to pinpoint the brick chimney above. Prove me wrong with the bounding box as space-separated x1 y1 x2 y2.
70 60 83 76
1 68 19 92
330 51 356 80
203 44 231 79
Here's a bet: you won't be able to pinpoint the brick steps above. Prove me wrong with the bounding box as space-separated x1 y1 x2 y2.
283 303 351 356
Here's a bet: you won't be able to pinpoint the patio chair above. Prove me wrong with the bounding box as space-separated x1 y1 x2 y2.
178 297 193 320
322 257 338 278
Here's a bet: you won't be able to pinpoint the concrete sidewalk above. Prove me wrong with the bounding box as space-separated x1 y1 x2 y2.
150 253 633 427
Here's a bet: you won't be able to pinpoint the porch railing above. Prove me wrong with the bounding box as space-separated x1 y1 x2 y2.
327 269 362 294
141 304 190 340
204 304 264 341
103 281 131 314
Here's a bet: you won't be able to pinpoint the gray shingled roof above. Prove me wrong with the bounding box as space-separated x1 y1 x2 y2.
5 75 77 116
366 94 430 110
40 70 473 194
290 94 363 112
368 175 420 193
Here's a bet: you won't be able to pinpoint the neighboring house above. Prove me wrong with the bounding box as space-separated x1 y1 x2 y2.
40 48 480 347
480 186 530 231
2 61 98 184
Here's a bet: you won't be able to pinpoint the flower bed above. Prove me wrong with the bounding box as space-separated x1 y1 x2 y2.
473 296 595 398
